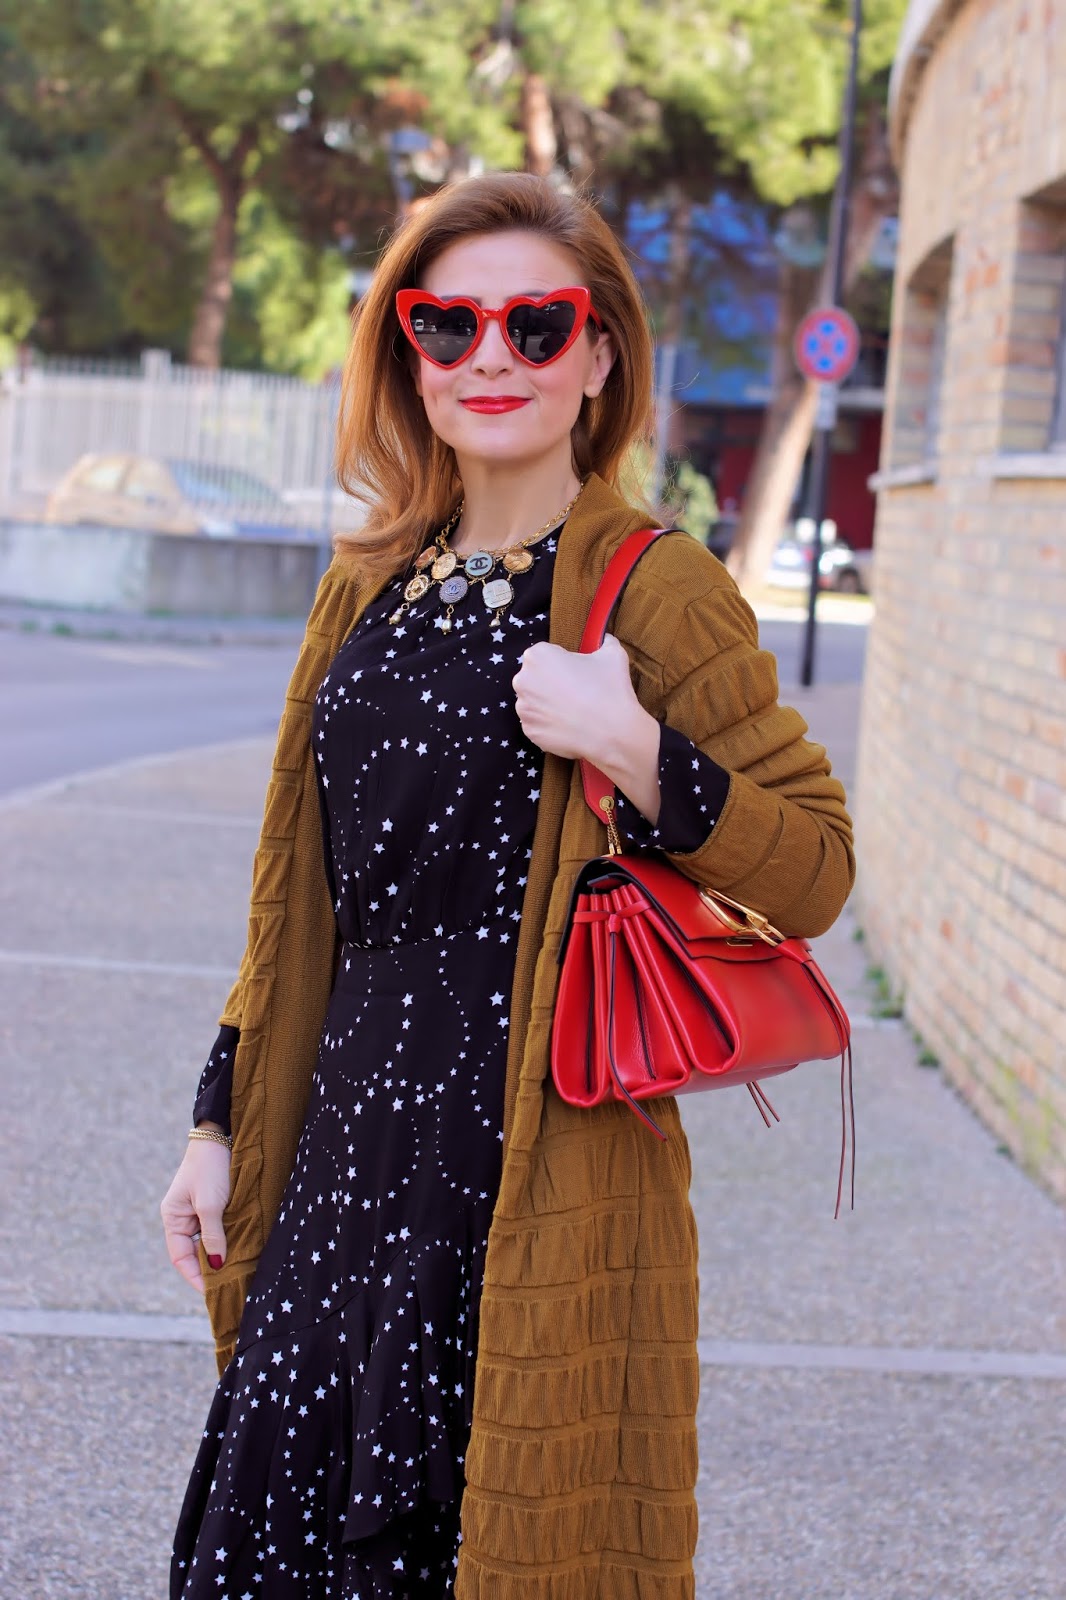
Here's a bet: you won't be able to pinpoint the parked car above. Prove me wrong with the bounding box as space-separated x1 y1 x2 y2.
816 544 870 595
767 535 872 595
44 452 310 540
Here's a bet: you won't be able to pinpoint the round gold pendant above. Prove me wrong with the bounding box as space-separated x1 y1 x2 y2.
415 546 437 571
431 550 457 581
502 547 533 573
404 573 431 602
482 577 514 610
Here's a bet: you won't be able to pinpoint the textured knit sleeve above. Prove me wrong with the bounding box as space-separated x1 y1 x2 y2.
646 555 855 938
614 722 731 853
192 1024 240 1135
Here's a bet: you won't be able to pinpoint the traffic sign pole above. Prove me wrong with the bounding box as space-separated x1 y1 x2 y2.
797 0 863 690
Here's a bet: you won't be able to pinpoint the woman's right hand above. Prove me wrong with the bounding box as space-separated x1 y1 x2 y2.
160 1127 232 1294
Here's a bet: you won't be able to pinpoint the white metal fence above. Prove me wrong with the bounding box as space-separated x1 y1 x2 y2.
0 348 359 536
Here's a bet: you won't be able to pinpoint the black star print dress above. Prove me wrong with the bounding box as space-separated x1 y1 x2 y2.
171 524 730 1600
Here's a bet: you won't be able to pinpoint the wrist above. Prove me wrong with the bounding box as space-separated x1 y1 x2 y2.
189 1123 232 1151
592 703 660 781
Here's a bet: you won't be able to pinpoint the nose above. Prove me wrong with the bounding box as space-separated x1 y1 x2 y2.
470 313 515 377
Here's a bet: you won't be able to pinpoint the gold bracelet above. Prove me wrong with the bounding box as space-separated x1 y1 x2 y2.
188 1126 232 1149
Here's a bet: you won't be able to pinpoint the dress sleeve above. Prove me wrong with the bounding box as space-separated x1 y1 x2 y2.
614 721 732 854
192 1024 240 1136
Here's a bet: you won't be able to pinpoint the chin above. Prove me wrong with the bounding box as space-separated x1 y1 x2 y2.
449 422 574 463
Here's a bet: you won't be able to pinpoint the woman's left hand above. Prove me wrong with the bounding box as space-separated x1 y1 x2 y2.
512 634 646 765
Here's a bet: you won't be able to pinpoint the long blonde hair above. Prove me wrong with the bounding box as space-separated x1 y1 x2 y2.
333 172 656 580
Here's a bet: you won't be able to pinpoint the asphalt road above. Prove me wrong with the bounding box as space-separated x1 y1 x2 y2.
760 612 867 687
0 613 866 799
1 631 300 798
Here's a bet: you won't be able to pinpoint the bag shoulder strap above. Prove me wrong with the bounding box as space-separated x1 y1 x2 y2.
578 526 670 827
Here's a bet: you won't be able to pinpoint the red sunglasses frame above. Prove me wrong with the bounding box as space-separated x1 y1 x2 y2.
395 286 604 369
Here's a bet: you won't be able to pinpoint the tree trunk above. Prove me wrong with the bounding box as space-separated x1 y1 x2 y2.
521 72 556 177
160 106 259 370
650 184 691 508
186 170 242 370
726 252 819 589
725 105 899 592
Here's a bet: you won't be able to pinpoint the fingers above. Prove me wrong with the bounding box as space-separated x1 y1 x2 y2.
197 1206 228 1273
160 1151 231 1294
167 1221 205 1295
161 1187 206 1293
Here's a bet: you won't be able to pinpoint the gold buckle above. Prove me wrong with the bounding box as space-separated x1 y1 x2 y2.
699 888 785 947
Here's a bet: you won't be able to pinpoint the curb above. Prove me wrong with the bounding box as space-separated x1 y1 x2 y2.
0 732 272 814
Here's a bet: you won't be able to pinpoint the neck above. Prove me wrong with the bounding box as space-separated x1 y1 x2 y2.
447 453 585 554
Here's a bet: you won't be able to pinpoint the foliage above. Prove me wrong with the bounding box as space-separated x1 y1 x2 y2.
627 438 717 542
0 0 908 368
660 455 718 543
225 192 353 376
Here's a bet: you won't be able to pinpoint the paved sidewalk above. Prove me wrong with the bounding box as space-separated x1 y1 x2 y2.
1 684 1064 1599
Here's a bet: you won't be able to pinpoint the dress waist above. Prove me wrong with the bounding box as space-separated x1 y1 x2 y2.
334 922 515 993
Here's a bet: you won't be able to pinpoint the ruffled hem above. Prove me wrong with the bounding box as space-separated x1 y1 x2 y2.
174 1197 492 1594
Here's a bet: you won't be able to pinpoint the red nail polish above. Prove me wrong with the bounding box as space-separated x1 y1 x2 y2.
208 1254 223 1270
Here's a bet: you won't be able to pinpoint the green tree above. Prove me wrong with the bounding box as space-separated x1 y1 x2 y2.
4 0 424 366
3 0 905 432
393 0 904 548
0 23 131 359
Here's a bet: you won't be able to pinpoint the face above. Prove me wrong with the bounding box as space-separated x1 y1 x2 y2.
409 231 616 472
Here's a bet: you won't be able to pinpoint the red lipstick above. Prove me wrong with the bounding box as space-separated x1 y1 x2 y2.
460 397 530 413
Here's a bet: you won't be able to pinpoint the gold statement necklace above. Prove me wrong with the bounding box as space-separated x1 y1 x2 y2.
388 479 587 632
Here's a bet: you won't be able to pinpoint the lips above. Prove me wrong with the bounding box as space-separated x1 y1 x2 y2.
460 397 530 413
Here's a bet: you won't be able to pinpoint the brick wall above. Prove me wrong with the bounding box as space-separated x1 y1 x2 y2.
858 0 1066 1200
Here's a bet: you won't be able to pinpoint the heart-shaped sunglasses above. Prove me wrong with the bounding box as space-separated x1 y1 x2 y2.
395 286 604 369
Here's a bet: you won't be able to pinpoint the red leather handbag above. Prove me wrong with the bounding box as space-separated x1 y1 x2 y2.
550 529 855 1216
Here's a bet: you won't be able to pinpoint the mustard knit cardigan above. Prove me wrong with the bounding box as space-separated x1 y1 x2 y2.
201 471 855 1600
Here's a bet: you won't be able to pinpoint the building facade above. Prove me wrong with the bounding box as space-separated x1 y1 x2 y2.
858 0 1066 1198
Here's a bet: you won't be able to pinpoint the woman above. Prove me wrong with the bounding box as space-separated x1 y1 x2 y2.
161 171 854 1600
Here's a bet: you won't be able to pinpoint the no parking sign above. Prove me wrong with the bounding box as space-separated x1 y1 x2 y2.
793 306 860 383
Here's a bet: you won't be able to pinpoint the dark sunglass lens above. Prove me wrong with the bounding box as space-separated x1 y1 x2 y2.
408 302 478 365
505 300 578 363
